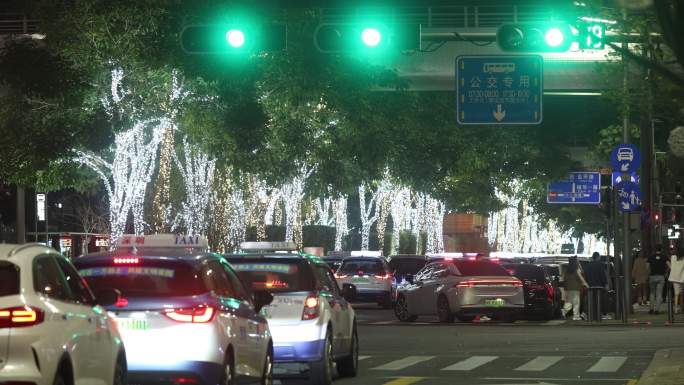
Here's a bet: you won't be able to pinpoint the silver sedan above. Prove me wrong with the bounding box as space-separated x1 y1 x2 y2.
394 259 524 323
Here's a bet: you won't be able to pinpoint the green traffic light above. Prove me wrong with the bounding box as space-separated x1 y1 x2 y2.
360 27 382 47
544 28 565 47
226 29 245 48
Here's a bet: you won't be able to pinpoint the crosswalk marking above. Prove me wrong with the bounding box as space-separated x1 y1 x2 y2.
372 356 436 371
514 356 563 371
441 355 498 371
380 377 427 385
587 356 627 372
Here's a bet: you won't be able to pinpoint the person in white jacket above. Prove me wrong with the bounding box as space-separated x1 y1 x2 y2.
667 243 684 314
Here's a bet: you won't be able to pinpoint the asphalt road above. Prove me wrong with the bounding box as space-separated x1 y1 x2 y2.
327 304 684 385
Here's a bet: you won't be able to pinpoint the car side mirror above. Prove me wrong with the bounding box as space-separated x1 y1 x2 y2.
94 288 120 307
253 290 274 313
341 284 356 301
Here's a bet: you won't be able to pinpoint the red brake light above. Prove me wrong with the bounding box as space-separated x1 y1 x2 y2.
334 273 348 279
467 256 477 261
0 306 45 328
302 296 320 320
374 273 391 280
113 257 139 264
163 307 215 323
115 297 129 308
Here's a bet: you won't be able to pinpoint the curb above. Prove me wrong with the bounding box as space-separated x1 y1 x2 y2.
637 348 684 385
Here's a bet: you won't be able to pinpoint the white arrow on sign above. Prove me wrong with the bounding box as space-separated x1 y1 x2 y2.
620 163 630 172
493 104 506 121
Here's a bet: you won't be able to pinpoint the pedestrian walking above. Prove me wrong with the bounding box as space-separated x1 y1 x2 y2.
648 246 669 314
632 251 650 306
668 243 684 314
561 256 589 320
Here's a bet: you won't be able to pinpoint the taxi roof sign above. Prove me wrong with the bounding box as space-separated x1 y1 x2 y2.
240 241 298 252
350 250 382 257
115 234 209 249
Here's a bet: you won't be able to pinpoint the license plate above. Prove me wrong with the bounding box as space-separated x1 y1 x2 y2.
353 277 369 283
484 298 505 307
116 318 149 330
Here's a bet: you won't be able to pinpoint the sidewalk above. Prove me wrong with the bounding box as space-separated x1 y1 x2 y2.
563 303 684 326
638 348 684 385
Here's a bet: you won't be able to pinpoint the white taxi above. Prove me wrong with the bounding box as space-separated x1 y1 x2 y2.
73 235 274 385
225 242 358 385
0 243 125 385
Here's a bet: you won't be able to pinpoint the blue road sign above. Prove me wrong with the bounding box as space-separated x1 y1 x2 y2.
610 143 640 173
456 55 543 125
611 171 639 187
547 172 601 204
616 181 641 212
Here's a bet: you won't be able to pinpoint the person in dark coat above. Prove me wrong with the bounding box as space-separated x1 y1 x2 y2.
583 252 608 320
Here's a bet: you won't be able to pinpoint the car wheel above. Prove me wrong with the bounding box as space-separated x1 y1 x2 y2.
336 325 358 378
310 331 333 385
222 351 235 385
437 295 455 323
457 314 475 323
113 353 127 385
261 347 274 385
394 295 418 322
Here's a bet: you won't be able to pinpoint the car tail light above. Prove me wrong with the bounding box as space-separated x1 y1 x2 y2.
334 273 348 279
302 296 320 320
0 306 45 328
163 307 215 323
456 280 523 288
374 273 392 280
113 257 139 264
171 377 199 385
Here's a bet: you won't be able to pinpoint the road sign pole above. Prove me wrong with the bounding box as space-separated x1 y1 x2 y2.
621 21 631 323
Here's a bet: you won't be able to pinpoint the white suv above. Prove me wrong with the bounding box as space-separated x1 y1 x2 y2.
0 244 125 385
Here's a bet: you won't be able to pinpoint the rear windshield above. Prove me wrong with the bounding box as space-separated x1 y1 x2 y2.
0 262 19 296
389 259 427 275
455 261 509 276
74 260 207 298
227 259 314 293
503 264 545 282
339 259 386 275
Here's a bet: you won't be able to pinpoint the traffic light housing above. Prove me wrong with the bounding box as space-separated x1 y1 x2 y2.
496 22 573 52
314 22 420 53
180 23 286 54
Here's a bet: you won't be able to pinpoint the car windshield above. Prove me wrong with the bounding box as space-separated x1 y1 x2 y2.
0 262 19 296
339 258 385 275
389 259 427 275
503 264 545 282
228 258 314 293
75 259 207 298
455 261 509 276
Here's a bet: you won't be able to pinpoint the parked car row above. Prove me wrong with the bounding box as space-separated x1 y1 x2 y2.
1 236 358 385
321 253 570 322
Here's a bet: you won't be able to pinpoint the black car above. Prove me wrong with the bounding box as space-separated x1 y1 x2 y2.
503 263 561 319
322 255 344 272
386 254 429 301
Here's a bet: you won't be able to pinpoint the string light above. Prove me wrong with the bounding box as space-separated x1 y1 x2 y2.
152 127 174 233
173 137 215 236
281 166 312 247
359 183 380 251
334 195 348 251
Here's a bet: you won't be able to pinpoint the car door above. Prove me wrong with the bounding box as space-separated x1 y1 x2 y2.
221 260 267 378
420 263 449 315
33 255 96 385
410 264 436 315
204 260 251 377
55 257 112 385
315 265 351 357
